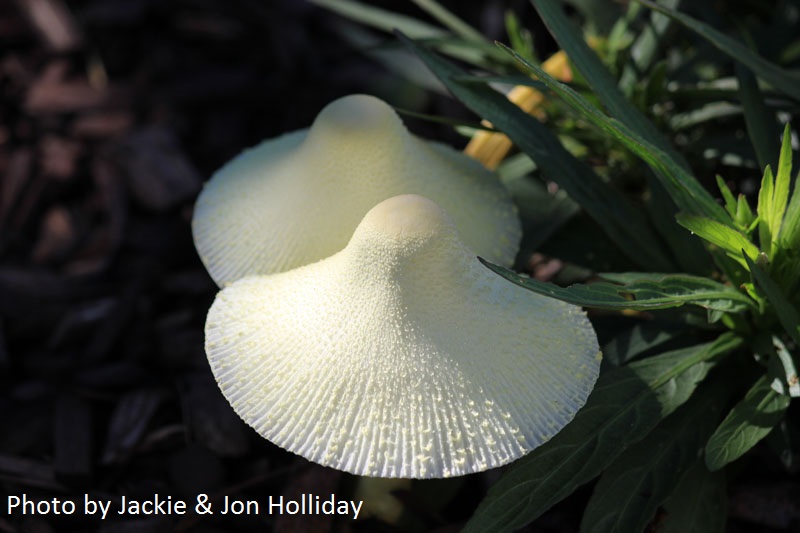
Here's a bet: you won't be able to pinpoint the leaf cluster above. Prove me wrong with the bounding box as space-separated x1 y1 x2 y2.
314 0 800 530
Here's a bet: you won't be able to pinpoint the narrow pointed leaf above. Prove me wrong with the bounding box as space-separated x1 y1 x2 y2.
744 253 800 344
453 73 548 88
310 0 446 38
781 173 800 250
716 176 737 218
481 260 755 312
505 10 535 61
531 0 683 165
400 34 674 271
394 107 496 131
777 124 799 249
409 0 488 45
758 166 776 250
736 194 756 232
676 213 760 266
311 0 504 68
464 334 742 533
774 124 794 242
705 375 790 471
619 0 680 92
499 44 730 223
736 63 779 172
634 0 800 101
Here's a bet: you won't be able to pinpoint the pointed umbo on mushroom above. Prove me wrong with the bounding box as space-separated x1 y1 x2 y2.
192 94 521 287
205 194 600 478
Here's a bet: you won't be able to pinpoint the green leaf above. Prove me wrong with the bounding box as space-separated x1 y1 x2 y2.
603 323 683 366
497 44 731 224
530 0 682 164
310 0 446 39
481 260 756 313
634 0 800 101
705 375 791 471
743 253 800 345
393 107 495 131
399 34 675 271
619 0 680 94
659 461 727 533
757 166 776 251
580 384 723 533
409 0 488 45
452 73 548 89
780 174 800 251
736 194 757 233
676 213 760 267
527 0 711 274
736 63 779 172
606 5 637 62
669 102 743 131
774 124 795 244
496 152 537 181
716 175 737 219
754 127 795 260
464 335 743 533
504 10 535 62
717 175 757 235
311 0 504 69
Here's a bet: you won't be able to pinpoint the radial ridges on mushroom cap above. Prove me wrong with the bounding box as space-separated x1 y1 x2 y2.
192 93 522 287
205 194 601 479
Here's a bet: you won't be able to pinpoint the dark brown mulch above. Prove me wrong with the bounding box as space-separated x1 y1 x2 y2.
0 1 524 532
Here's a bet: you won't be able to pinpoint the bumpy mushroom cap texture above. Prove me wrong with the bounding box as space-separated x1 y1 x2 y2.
205 194 600 478
192 94 521 287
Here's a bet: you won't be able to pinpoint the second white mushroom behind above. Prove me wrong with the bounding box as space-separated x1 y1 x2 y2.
205 194 600 479
192 94 522 287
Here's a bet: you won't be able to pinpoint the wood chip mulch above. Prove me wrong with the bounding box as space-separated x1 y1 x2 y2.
0 1 432 531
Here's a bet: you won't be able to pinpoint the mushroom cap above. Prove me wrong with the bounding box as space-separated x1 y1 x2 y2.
192 94 521 287
205 194 600 478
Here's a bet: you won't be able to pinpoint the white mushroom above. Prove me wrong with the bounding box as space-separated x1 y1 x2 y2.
192 94 521 286
205 194 600 478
